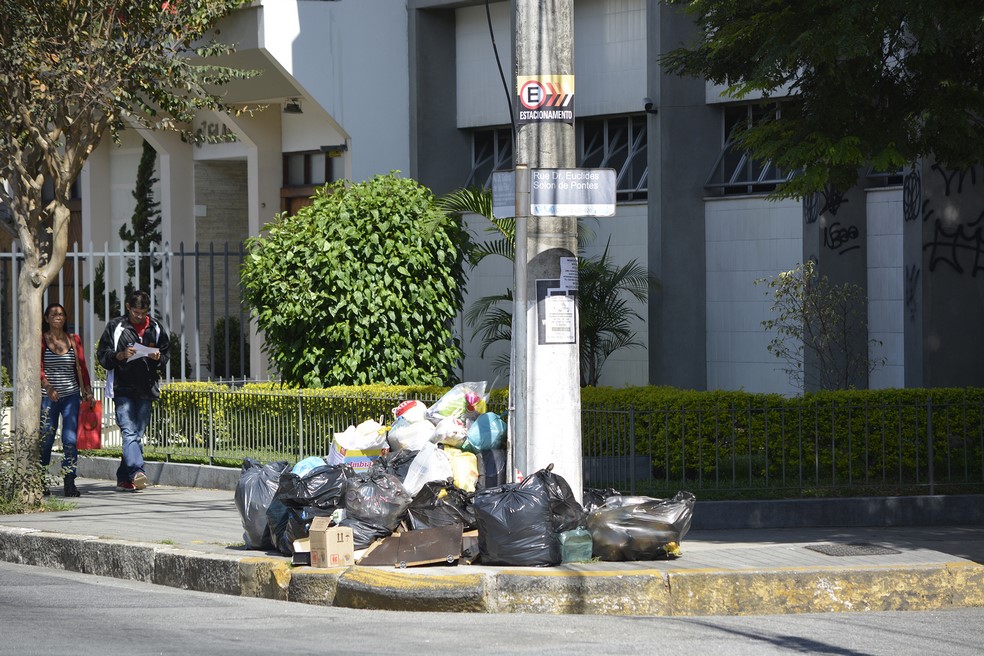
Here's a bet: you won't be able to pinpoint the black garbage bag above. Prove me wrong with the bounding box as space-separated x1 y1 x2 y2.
266 496 293 556
286 505 337 546
583 487 621 513
586 491 696 561
235 458 289 550
274 463 354 511
338 516 393 550
267 463 353 556
406 480 477 531
344 469 413 532
371 448 419 483
521 464 585 533
474 448 507 491
473 481 560 566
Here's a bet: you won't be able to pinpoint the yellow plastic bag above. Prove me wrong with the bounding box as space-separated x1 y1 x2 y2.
444 447 479 493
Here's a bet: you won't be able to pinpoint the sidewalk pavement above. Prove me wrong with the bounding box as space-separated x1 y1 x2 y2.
1 475 983 616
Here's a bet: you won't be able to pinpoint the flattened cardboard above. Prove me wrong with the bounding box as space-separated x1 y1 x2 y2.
357 524 464 568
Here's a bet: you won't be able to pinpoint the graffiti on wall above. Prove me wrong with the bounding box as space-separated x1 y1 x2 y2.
823 222 860 255
903 167 921 222
905 264 920 321
804 183 848 225
923 163 984 277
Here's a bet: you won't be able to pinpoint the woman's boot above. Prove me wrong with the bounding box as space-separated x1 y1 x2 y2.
63 474 81 497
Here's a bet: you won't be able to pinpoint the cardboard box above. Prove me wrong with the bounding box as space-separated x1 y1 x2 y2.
358 524 463 568
292 538 312 566
308 518 354 568
326 439 386 474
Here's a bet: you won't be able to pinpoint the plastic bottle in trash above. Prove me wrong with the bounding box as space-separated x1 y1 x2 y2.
559 527 593 563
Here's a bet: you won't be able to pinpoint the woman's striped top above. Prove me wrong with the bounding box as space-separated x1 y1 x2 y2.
42 345 80 397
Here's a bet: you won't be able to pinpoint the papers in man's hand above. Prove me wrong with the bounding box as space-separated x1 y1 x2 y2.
127 343 160 362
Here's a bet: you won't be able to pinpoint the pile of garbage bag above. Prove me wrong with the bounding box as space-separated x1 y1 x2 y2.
234 382 696 566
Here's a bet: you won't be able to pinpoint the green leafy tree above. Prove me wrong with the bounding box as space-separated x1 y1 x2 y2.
661 1 984 198
241 173 468 387
0 0 254 507
440 187 652 387
87 139 162 320
757 261 885 391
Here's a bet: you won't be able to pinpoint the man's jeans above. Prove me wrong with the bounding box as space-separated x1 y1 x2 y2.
40 392 81 477
114 396 151 484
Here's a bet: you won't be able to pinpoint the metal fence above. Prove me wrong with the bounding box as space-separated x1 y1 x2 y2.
101 385 984 498
0 241 250 394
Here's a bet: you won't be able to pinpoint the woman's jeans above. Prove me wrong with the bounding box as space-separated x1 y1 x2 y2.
114 396 151 484
40 392 81 477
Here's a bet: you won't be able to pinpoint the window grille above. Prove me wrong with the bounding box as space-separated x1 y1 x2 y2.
465 115 649 203
706 104 793 195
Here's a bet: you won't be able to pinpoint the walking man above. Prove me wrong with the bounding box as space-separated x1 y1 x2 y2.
97 290 170 491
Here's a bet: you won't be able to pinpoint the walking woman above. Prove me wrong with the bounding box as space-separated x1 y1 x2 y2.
39 303 94 497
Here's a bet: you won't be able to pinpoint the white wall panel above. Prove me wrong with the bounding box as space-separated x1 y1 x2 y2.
866 188 904 389
574 0 647 117
705 196 801 395
456 3 513 128
456 0 647 127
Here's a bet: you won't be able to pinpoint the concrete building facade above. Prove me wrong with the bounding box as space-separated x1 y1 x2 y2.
49 0 982 392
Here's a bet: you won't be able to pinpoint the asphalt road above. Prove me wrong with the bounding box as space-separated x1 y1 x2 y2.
2 561 982 656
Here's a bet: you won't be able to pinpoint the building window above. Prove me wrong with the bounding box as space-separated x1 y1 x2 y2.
465 116 649 203
706 103 792 196
281 151 339 215
283 151 336 188
866 165 905 187
464 127 514 190
579 115 648 202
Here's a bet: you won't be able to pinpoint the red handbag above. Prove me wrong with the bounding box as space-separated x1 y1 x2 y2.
77 399 102 450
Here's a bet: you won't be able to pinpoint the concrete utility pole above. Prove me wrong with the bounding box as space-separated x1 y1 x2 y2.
511 0 582 497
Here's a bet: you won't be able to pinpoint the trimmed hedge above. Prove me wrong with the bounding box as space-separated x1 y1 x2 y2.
145 381 983 495
581 386 984 492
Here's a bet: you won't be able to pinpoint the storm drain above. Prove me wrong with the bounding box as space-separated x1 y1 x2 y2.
805 542 902 557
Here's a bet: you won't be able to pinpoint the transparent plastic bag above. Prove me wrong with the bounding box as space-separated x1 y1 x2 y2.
402 442 453 497
425 381 488 426
586 491 696 561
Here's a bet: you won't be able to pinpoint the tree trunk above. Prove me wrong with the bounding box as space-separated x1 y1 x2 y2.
11 201 71 506
13 266 45 504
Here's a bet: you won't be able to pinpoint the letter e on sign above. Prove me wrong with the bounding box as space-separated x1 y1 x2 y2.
520 81 546 110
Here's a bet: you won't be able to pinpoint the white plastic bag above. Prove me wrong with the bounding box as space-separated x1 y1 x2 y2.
401 442 453 497
392 399 428 423
387 415 436 451
333 419 387 451
430 415 468 448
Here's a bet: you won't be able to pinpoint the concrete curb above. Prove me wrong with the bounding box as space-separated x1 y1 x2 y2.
77 457 239 491
3 525 983 616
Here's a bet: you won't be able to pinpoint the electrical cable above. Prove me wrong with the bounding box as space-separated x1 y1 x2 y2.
485 0 517 144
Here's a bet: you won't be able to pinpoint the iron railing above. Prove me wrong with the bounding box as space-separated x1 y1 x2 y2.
84 386 984 498
0 241 250 387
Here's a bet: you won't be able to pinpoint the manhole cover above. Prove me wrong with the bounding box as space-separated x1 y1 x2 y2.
805 542 902 557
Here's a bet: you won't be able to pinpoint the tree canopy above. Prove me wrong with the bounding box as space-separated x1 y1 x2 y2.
661 1 984 197
0 0 252 508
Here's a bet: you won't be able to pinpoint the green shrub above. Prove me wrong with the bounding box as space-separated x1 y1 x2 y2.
241 172 469 388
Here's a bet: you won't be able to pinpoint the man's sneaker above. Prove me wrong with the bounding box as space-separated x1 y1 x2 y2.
132 472 149 490
117 481 136 491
